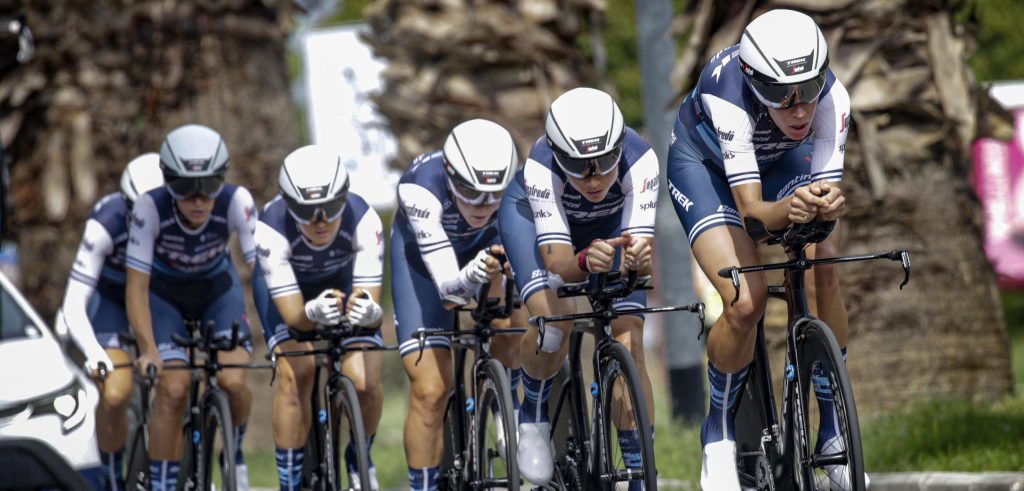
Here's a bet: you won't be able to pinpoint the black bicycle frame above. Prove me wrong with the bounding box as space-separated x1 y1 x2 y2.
533 271 704 487
417 268 523 488
720 220 911 488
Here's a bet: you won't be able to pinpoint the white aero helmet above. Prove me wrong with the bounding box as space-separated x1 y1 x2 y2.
738 9 829 109
545 87 625 179
279 145 350 224
159 124 229 199
119 152 164 206
442 118 518 205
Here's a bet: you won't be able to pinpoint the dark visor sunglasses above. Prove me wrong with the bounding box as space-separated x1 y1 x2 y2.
551 143 622 179
746 70 827 110
284 193 347 225
165 174 225 200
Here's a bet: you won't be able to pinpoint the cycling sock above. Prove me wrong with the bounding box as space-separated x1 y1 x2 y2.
618 429 644 491
519 367 552 424
235 423 247 464
701 361 749 445
508 367 522 410
275 447 304 491
408 466 439 491
100 449 124 491
345 433 377 472
148 460 179 491
813 347 847 446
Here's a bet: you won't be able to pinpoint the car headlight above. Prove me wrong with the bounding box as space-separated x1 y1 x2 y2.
30 381 89 434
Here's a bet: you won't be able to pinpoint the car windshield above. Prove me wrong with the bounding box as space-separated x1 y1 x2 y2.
0 283 35 341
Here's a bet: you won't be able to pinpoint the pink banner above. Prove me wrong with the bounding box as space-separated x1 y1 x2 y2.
974 110 1024 288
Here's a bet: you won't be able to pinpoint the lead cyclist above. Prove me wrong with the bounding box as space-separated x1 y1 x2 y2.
666 9 855 490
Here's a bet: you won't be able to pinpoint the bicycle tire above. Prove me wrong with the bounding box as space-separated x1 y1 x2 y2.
439 392 464 491
200 389 236 491
124 423 149 491
595 343 657 490
793 319 865 491
331 376 370 490
473 359 520 490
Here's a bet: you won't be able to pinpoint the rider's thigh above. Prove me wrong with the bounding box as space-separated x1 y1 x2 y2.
610 315 645 356
691 225 767 329
100 348 133 409
342 348 383 394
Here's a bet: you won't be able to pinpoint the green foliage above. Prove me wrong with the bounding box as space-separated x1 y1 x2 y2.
325 0 372 24
967 0 1024 81
863 398 1024 472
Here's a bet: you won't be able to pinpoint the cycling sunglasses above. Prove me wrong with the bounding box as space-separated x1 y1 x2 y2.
284 194 347 225
449 179 503 206
165 174 225 200
551 143 622 180
745 69 827 110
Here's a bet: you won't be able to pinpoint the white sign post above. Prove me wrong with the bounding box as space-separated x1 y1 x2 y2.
301 23 400 210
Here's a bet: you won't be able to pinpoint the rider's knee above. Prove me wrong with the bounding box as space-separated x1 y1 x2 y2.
409 376 450 416
219 371 250 398
156 374 190 412
724 290 766 331
100 379 133 410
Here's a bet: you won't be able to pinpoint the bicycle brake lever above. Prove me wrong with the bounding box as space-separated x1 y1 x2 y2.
530 316 546 355
729 269 740 306
899 251 911 289
414 330 426 366
268 352 278 386
695 302 706 340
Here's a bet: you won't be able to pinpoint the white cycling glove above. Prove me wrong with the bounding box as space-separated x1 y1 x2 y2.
347 293 383 327
459 249 492 288
84 345 114 375
305 290 342 326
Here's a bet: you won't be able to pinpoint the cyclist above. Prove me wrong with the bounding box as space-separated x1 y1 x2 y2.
391 118 522 491
498 87 659 485
252 145 385 491
125 124 258 491
58 153 164 491
666 9 851 490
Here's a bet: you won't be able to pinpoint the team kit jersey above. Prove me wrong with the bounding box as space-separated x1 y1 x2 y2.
499 128 658 313
253 193 384 350
62 193 135 350
667 44 851 245
126 184 258 362
390 151 503 356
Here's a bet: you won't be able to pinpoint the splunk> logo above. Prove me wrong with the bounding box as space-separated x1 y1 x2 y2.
668 182 693 212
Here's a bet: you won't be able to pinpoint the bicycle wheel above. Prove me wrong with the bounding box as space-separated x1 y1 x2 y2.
331 376 370 490
124 423 149 491
199 389 236 491
793 319 865 491
473 359 519 490
596 343 656 490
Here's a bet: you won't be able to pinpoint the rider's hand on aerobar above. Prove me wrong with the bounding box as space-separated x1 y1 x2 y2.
305 289 343 326
461 245 503 285
347 290 383 327
578 235 629 273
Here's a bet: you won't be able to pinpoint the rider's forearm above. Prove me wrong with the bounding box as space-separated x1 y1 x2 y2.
273 292 318 331
125 268 157 353
541 243 588 284
733 183 792 231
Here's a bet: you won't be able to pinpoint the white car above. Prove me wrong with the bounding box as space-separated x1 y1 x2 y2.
0 270 100 477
